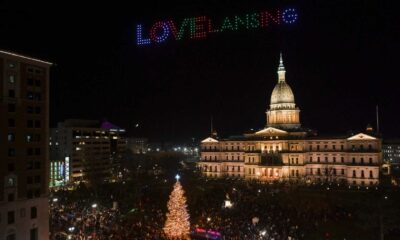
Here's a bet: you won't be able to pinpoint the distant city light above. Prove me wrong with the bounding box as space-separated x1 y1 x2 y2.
224 200 233 208
92 203 97 208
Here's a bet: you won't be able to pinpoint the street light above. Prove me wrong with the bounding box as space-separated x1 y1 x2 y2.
92 203 97 208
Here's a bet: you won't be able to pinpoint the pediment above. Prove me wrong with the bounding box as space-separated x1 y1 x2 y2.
347 133 376 140
201 137 219 143
255 127 288 136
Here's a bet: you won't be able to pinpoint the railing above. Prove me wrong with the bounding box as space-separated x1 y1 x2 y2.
307 149 380 153
244 150 261 153
201 149 243 152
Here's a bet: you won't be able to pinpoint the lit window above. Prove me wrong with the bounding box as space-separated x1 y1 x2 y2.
26 134 33 142
8 133 15 142
9 75 15 83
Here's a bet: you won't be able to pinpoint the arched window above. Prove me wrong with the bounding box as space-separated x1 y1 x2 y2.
352 170 356 177
369 171 373 178
6 229 16 240
361 170 365 178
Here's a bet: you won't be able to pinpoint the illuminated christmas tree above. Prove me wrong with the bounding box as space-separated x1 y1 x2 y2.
163 175 190 239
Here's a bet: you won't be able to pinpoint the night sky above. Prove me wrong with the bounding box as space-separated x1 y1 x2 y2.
1 0 399 142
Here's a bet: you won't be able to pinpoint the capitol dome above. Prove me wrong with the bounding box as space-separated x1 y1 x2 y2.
270 81 295 105
265 53 301 129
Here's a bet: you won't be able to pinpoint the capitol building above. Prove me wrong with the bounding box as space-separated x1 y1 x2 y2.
198 54 381 185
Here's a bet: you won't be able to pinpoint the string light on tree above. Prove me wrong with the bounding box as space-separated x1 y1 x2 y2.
163 174 190 239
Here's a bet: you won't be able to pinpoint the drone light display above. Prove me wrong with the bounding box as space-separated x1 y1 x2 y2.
137 8 298 46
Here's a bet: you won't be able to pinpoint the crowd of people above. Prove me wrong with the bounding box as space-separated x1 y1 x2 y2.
50 189 123 240
191 181 355 239
49 173 399 240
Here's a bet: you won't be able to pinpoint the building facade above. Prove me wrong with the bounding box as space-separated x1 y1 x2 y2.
50 119 126 186
0 50 51 240
382 140 400 177
198 54 382 186
382 140 400 164
127 138 148 154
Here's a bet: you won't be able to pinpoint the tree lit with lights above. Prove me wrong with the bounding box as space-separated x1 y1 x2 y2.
163 175 190 239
